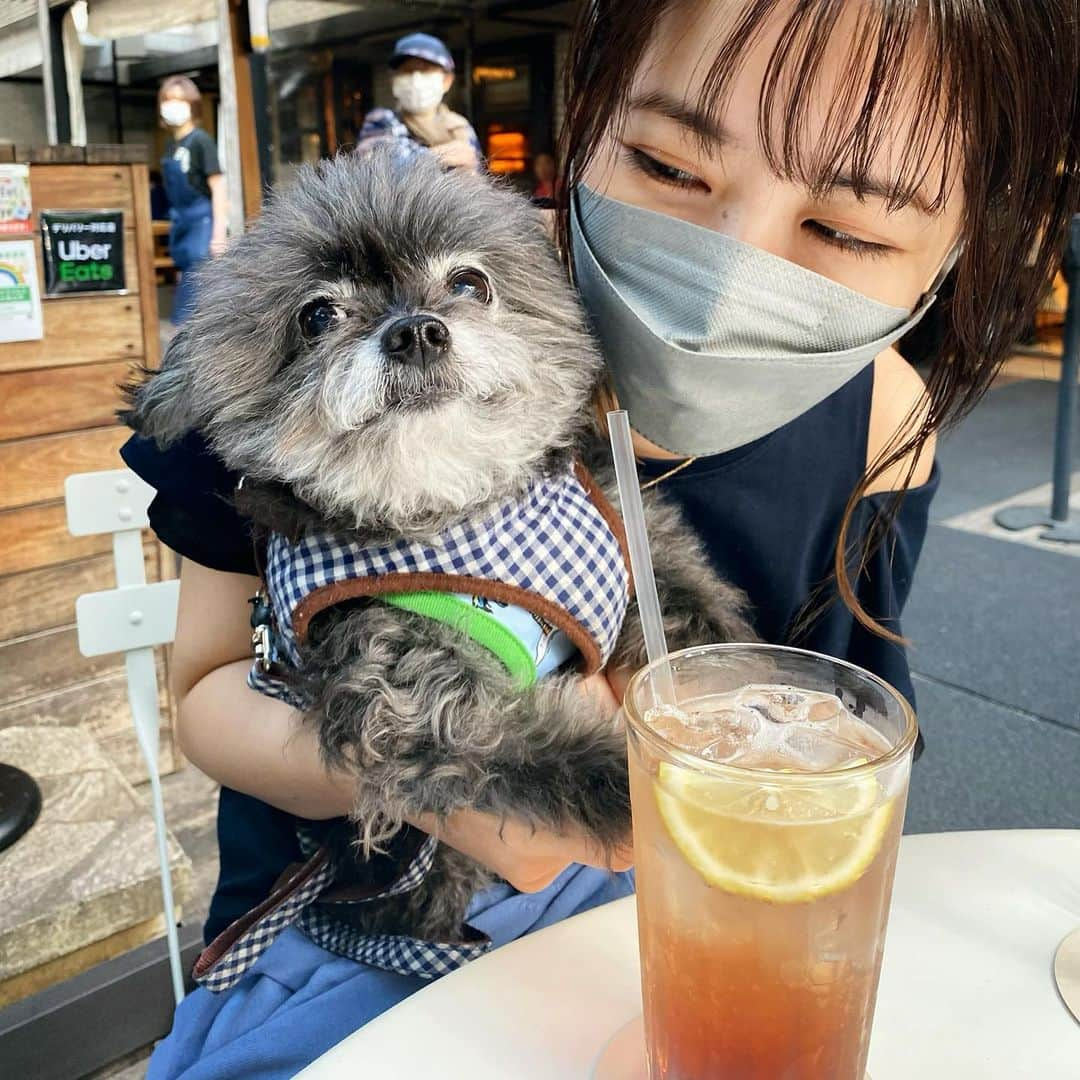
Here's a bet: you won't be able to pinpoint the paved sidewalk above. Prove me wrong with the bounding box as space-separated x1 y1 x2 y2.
903 378 1080 833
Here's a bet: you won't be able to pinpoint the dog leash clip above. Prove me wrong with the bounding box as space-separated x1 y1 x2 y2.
249 589 275 673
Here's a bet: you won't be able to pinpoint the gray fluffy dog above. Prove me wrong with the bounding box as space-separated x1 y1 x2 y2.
126 146 755 943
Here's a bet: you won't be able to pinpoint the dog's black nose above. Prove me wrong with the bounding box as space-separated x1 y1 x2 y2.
381 315 450 368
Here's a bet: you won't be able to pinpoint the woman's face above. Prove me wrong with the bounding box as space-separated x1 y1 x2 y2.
581 0 963 310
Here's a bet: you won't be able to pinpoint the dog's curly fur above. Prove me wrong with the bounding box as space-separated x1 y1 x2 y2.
125 146 757 943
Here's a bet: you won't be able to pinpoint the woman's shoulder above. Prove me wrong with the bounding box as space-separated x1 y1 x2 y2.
865 348 937 494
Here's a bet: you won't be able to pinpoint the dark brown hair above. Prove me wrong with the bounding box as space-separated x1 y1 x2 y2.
158 75 203 123
557 0 1080 641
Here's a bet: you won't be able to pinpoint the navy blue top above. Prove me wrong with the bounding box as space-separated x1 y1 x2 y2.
638 363 938 709
121 362 936 942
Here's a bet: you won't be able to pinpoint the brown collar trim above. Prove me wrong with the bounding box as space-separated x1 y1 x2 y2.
287 463 628 675
192 848 329 979
293 571 604 675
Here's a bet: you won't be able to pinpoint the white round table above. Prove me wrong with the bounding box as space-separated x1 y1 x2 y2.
297 830 1080 1079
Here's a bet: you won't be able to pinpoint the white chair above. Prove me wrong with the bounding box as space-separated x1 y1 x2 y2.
64 468 184 1004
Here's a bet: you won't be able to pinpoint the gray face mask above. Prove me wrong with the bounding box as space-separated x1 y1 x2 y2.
571 183 947 456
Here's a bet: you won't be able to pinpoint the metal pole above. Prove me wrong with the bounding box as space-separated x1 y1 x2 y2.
36 0 58 144
248 0 273 187
248 51 273 189
1049 215 1080 521
111 42 123 143
995 213 1080 543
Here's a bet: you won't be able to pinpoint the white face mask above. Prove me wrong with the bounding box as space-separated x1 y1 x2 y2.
392 71 446 114
160 100 192 127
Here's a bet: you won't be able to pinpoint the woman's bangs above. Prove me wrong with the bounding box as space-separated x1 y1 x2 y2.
689 0 965 214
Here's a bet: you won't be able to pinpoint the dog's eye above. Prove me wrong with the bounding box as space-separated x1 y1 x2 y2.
447 268 492 304
299 300 346 339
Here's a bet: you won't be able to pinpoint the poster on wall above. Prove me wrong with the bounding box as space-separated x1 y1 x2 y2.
0 164 33 236
0 240 44 343
40 209 126 295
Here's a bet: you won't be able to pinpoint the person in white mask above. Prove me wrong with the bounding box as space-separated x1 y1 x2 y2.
357 33 481 172
158 75 228 324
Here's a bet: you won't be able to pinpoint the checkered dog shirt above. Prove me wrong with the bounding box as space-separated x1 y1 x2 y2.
195 463 630 992
251 461 630 698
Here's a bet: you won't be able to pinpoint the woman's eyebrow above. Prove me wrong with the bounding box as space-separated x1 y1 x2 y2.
828 174 935 217
628 90 736 149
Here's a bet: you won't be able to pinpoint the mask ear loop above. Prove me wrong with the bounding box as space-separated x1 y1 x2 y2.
917 241 964 307
564 181 593 291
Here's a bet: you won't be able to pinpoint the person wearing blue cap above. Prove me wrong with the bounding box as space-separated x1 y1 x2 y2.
357 32 482 171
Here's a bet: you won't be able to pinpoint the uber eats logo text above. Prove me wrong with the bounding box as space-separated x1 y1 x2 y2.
41 210 125 295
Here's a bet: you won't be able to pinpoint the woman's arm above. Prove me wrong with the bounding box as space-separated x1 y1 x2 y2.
207 172 228 257
173 559 632 886
172 559 356 819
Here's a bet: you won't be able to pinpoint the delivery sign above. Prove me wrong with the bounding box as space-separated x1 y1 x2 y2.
41 210 126 295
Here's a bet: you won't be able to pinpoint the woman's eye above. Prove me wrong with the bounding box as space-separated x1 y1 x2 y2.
448 268 493 304
625 147 707 191
299 300 346 338
805 221 891 259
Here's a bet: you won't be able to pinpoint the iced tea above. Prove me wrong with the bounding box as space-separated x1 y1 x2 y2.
624 645 917 1079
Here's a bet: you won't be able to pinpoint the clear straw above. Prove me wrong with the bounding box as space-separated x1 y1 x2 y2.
607 410 677 706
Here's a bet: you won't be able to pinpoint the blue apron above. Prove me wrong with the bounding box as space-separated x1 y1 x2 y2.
147 865 635 1079
163 142 213 324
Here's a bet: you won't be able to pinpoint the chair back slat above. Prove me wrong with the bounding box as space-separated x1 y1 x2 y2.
63 467 186 1005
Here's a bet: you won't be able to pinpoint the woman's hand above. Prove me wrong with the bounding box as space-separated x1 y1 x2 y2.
414 808 633 893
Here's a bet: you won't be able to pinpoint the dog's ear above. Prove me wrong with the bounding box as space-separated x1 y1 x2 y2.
118 325 206 445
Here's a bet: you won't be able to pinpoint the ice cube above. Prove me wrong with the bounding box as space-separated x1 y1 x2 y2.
646 705 722 751
735 685 846 726
648 703 762 758
780 725 867 770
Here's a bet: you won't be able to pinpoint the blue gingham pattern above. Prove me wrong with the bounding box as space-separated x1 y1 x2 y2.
356 108 482 163
196 835 460 992
196 855 336 992
299 905 491 981
252 465 628 693
236 466 628 991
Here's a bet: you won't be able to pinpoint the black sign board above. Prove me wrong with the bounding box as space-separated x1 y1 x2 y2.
40 209 125 295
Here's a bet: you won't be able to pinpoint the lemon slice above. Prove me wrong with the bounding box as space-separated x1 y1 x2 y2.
654 761 893 903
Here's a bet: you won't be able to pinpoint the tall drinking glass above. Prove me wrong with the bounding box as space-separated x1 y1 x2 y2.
623 644 917 1079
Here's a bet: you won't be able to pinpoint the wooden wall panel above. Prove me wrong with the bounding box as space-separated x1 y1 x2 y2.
29 165 135 218
0 626 121 703
33 229 139 298
0 363 130 442
0 547 160 643
131 163 161 370
0 503 110 578
0 427 128 512
0 160 179 783
0 296 142 373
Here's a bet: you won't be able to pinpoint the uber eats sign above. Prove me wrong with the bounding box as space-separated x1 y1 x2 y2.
41 210 125 295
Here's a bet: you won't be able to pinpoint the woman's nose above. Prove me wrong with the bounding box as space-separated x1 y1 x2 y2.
703 182 798 262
